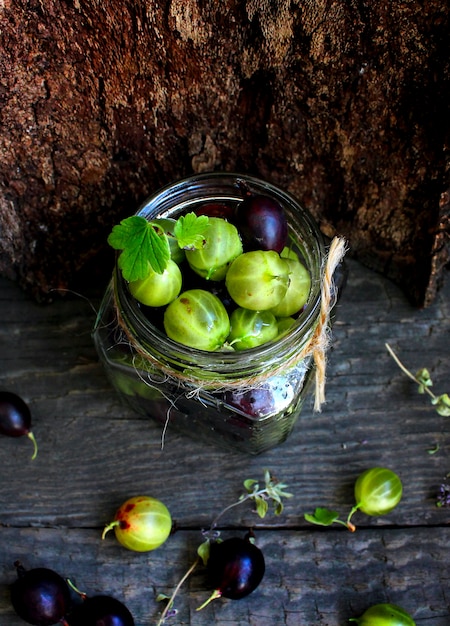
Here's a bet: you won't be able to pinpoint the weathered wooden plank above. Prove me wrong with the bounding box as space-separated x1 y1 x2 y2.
1 260 449 625
1 527 449 625
1 262 449 528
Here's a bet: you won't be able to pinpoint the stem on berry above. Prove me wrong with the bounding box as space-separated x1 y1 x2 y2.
196 589 222 611
346 503 361 531
66 578 87 600
27 432 38 460
101 520 120 539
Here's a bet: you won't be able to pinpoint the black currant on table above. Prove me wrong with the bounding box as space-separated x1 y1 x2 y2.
10 562 72 626
0 391 38 459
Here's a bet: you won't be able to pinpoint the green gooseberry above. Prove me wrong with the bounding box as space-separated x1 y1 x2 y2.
128 259 182 307
269 257 311 317
228 308 279 350
276 316 296 335
225 250 290 311
349 602 416 625
185 217 243 281
163 289 230 351
102 495 172 552
280 246 300 261
354 467 403 517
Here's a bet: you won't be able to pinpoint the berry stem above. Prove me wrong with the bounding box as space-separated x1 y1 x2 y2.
27 431 38 460
101 520 120 540
196 588 222 611
345 503 361 532
66 578 87 600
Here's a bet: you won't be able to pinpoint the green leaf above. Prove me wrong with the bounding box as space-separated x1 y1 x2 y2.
255 495 269 518
270 482 293 501
433 393 450 417
304 507 341 527
427 443 440 455
197 539 211 566
416 367 433 394
273 500 284 516
243 478 259 494
174 212 209 250
107 215 171 281
156 593 171 602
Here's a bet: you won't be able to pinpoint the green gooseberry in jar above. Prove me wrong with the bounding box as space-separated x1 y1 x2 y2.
349 603 416 625
128 259 182 307
280 245 300 261
225 250 290 311
163 289 230 351
185 217 243 281
228 308 279 350
102 495 172 552
277 316 296 335
269 257 311 317
354 467 403 516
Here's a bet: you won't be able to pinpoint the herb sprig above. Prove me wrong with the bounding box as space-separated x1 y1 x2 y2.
107 212 209 282
385 343 450 416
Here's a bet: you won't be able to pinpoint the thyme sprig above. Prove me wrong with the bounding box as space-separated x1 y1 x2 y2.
385 343 450 416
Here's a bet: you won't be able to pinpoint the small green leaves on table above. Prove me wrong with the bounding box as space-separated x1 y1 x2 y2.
385 343 450 416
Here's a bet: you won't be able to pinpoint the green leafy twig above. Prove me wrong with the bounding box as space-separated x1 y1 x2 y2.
108 212 209 282
304 506 358 532
207 469 292 531
155 470 291 625
385 343 450 417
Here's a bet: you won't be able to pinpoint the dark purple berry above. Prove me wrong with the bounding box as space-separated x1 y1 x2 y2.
66 594 135 626
234 193 288 253
197 535 265 610
10 562 71 626
224 388 275 418
0 391 38 459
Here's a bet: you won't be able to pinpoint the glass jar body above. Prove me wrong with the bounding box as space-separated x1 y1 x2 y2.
93 173 326 454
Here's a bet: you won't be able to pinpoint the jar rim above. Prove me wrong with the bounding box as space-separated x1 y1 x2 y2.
114 172 325 377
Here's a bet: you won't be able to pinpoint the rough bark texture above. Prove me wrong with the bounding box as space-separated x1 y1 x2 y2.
1 0 449 304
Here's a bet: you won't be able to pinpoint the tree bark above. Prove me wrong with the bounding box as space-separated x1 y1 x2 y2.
1 0 449 305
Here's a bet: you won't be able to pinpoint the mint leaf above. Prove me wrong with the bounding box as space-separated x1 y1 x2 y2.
243 478 259 494
107 216 170 281
174 212 209 250
433 393 450 417
254 495 269 518
304 507 341 526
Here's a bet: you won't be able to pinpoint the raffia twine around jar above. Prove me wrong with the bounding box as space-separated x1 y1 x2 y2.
113 236 347 412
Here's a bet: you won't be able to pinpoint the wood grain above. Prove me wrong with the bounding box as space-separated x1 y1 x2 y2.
1 1 449 305
1 259 449 624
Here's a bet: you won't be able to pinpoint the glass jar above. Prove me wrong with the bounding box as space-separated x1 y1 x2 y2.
93 172 334 455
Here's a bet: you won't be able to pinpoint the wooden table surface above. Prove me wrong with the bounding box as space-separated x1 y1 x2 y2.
1 258 449 625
